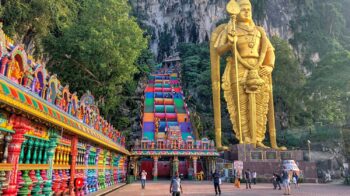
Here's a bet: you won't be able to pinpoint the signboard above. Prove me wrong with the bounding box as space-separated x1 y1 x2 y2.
266 151 277 160
251 151 263 160
281 151 292 160
234 161 243 171
224 163 233 169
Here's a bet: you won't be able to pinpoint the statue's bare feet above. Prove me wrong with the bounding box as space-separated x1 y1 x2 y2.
256 142 270 149
217 146 229 151
244 137 252 144
272 145 287 151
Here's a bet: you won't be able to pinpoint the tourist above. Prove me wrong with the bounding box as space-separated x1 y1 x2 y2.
245 169 252 189
170 172 183 196
292 171 299 188
140 170 147 189
252 170 257 185
282 167 291 195
234 170 241 188
212 170 221 195
272 173 282 190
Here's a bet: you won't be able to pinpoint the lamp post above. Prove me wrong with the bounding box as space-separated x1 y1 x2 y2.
307 140 311 161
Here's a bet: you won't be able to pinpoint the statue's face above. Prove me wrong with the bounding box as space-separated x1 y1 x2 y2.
238 4 252 23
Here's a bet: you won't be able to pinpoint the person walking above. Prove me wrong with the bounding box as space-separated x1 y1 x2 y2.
292 171 299 188
245 169 252 189
252 171 257 185
212 170 221 195
234 170 241 188
170 172 183 196
282 167 291 195
140 170 147 189
272 173 282 190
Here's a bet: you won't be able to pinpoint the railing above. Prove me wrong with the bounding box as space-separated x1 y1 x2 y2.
135 140 215 151
0 76 126 150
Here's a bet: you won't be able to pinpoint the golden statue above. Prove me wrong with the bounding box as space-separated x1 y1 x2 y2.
210 0 285 150
9 60 23 83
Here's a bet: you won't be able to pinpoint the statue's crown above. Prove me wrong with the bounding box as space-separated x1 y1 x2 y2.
237 0 252 6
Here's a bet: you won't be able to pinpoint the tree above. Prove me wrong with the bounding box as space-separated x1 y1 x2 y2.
1 0 78 57
271 36 306 128
44 0 147 125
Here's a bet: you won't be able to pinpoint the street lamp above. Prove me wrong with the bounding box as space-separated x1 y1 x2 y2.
307 140 311 161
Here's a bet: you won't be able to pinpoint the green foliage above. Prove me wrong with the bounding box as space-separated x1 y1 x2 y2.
303 51 350 125
1 0 78 57
277 124 342 149
178 42 212 111
44 0 147 125
271 36 307 127
135 49 156 76
288 0 350 125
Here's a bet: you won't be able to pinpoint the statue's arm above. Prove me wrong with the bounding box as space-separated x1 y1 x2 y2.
214 27 232 56
263 38 275 68
260 37 275 76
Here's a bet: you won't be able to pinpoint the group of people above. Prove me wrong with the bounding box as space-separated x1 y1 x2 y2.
140 170 183 196
138 167 298 196
233 169 257 189
272 166 299 195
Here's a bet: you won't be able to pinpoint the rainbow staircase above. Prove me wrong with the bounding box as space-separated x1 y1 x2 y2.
142 72 193 142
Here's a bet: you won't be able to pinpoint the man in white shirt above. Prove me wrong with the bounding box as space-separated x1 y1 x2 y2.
141 170 147 189
252 171 257 185
170 172 183 196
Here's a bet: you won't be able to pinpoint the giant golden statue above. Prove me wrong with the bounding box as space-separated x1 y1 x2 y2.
210 0 285 150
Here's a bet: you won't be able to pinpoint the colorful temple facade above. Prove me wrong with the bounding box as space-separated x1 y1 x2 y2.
0 23 128 195
131 57 219 180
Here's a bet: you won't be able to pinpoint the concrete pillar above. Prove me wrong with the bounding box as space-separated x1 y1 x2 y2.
132 157 139 180
153 156 158 181
3 115 30 196
172 156 179 176
69 136 78 195
193 156 198 180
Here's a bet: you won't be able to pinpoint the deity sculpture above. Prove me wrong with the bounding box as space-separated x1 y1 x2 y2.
210 0 285 150
9 60 22 84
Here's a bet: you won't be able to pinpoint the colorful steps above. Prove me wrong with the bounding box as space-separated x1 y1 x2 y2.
141 71 193 142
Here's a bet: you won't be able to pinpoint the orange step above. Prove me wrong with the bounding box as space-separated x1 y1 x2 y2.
143 113 154 122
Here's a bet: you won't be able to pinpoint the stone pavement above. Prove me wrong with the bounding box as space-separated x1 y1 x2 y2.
105 181 350 196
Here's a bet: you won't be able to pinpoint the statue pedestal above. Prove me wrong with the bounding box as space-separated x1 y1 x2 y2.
225 144 303 162
223 144 318 183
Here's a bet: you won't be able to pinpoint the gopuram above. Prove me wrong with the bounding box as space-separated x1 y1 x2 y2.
210 0 317 182
131 54 219 181
0 22 128 195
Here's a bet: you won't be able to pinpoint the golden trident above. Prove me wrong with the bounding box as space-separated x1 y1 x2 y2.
226 0 243 144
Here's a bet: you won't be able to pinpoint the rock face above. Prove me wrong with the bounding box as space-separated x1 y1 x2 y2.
130 0 296 58
258 0 296 40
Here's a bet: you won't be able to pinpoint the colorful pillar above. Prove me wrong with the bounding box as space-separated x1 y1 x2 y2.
3 116 30 196
43 129 59 196
172 156 179 177
192 156 198 181
153 156 158 181
69 135 78 195
95 147 101 191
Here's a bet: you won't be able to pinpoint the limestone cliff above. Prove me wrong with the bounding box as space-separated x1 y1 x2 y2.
130 0 296 59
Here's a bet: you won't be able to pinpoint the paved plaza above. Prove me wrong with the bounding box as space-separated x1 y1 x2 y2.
106 181 350 196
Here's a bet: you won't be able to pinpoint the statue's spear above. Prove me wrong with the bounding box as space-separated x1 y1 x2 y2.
226 0 243 144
